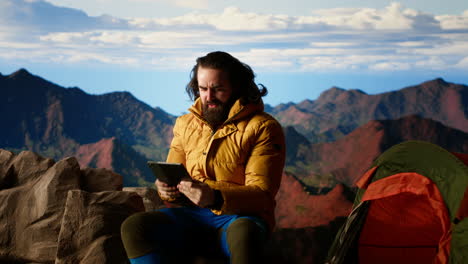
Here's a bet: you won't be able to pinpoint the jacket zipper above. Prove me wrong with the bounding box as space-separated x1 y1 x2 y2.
189 106 245 180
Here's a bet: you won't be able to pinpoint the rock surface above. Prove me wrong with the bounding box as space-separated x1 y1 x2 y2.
275 173 353 228
0 149 146 263
56 190 144 264
123 187 164 212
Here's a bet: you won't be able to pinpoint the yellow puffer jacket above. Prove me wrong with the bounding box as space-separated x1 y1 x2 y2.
166 98 286 230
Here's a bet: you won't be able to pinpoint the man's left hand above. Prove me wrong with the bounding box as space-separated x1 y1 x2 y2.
177 179 214 208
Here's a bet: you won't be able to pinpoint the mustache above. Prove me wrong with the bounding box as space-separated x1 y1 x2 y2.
206 100 222 105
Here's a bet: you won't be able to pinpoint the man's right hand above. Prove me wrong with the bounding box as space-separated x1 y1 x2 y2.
155 179 180 200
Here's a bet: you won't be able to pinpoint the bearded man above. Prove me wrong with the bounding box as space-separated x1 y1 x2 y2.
121 51 286 264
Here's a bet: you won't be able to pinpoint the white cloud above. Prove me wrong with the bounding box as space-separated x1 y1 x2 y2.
414 57 448 70
456 56 468 68
436 10 468 29
125 0 209 9
40 32 93 43
138 6 293 31
411 41 468 56
370 62 411 71
2 1 468 73
306 2 439 31
174 0 209 10
396 41 427 47
0 0 127 34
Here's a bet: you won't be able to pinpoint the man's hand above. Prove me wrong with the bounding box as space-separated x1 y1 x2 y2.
177 178 215 208
155 179 180 201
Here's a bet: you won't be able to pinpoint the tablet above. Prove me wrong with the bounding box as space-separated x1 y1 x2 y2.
147 161 190 186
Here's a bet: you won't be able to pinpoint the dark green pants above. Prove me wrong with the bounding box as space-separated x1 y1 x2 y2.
121 208 268 264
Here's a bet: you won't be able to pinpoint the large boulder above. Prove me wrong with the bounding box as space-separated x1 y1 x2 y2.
123 187 164 211
55 190 144 264
0 151 78 262
0 149 146 263
81 167 123 192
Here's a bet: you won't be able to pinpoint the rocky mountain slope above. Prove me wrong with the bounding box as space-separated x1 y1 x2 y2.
285 114 468 187
2 69 468 188
271 78 468 142
0 69 174 185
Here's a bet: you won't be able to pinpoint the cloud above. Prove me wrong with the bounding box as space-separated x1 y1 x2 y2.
370 62 411 71
308 2 440 31
436 10 468 29
456 56 468 68
174 0 209 10
0 0 127 34
132 6 293 31
2 0 468 74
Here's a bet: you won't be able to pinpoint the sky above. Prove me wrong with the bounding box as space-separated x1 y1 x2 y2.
1 0 467 115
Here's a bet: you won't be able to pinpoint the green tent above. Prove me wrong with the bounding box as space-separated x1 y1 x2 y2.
327 140 468 264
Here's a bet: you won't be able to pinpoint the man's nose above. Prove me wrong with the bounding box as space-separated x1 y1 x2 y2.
206 89 215 101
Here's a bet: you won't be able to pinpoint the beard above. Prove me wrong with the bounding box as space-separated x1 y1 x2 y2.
202 98 235 128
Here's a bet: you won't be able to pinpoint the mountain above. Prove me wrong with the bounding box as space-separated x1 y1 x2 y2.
285 114 468 186
2 69 467 189
270 78 468 142
277 114 468 228
275 172 353 228
0 69 175 185
75 137 154 186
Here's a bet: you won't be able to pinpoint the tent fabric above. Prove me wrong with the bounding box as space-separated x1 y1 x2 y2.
326 201 370 264
359 194 444 264
451 152 468 166
359 173 451 264
355 166 378 190
326 140 468 264
456 188 468 221
359 141 468 220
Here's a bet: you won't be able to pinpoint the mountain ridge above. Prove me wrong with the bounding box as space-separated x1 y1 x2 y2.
285 114 468 187
1 68 467 188
270 77 468 142
1 68 175 185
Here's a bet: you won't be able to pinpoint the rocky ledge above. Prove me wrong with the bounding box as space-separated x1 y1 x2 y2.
0 149 164 264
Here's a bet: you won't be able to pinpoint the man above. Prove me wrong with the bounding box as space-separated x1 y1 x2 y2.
121 51 286 264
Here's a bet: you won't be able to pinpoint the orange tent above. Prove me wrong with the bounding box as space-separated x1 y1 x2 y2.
327 141 468 264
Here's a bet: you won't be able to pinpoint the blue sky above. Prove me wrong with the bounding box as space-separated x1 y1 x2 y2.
1 0 467 115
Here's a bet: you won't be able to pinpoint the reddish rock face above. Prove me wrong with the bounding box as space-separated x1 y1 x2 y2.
275 172 353 229
74 137 156 186
286 115 468 187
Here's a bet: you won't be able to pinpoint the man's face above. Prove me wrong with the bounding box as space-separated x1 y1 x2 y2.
197 66 234 126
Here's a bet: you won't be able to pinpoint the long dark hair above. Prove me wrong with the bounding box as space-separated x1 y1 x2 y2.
186 51 267 105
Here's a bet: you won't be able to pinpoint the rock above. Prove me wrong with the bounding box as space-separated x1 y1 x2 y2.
0 149 148 264
275 173 353 228
11 150 55 186
55 190 144 264
0 155 81 262
0 149 15 189
0 149 14 167
81 167 123 192
123 187 164 211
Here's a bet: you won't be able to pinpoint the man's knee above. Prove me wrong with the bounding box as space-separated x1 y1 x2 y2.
120 211 173 258
226 218 266 263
